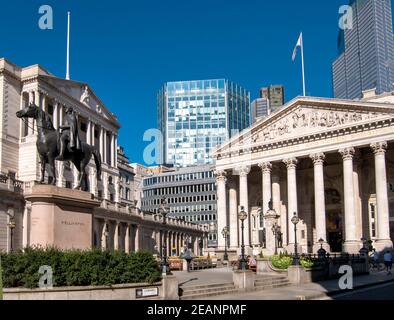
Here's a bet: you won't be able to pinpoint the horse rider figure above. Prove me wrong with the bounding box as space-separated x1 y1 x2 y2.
56 106 82 160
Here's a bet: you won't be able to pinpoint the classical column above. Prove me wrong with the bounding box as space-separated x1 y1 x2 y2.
238 166 251 247
22 206 31 248
259 162 272 219
53 101 59 129
28 91 35 135
284 158 298 246
114 222 119 250
229 182 238 249
310 153 329 251
91 122 96 146
371 142 393 249
272 169 285 244
215 170 227 250
101 221 108 250
125 224 130 253
103 129 108 164
34 91 41 133
42 94 47 112
339 147 360 253
110 134 115 167
87 121 92 145
114 136 118 168
99 127 104 162
135 225 140 252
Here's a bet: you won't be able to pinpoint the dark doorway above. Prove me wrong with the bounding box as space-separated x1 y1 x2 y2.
328 231 343 252
326 209 343 252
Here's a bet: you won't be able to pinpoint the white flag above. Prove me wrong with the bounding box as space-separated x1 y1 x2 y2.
292 32 303 62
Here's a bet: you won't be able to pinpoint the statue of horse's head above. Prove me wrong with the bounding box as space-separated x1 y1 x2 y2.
16 103 39 119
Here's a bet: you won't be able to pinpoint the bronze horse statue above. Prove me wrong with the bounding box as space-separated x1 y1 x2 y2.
16 103 102 191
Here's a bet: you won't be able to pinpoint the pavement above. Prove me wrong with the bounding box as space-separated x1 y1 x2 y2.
172 268 394 300
174 267 234 287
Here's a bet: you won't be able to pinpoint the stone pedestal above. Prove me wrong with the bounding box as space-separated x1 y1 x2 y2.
263 213 280 256
162 275 179 300
25 185 100 250
343 241 362 254
233 270 255 291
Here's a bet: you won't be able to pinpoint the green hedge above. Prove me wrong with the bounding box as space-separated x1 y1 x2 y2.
0 247 161 289
271 254 292 269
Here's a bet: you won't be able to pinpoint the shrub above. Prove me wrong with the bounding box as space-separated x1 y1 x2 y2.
300 256 315 269
0 247 161 288
270 254 292 269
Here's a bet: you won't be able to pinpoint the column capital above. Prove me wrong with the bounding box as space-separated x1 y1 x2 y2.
283 158 298 169
214 170 227 183
310 153 325 165
235 166 251 177
339 147 355 160
371 141 388 155
258 162 272 174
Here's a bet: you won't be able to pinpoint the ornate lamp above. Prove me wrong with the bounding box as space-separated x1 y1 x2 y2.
291 213 300 266
238 206 248 270
221 226 229 261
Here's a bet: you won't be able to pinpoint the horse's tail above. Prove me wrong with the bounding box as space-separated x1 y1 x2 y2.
92 147 102 181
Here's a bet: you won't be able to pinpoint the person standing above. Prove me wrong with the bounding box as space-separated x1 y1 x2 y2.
383 250 393 275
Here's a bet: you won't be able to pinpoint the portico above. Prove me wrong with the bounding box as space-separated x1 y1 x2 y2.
214 95 394 255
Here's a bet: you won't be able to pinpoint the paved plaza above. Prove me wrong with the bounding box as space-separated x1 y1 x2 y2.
173 268 394 300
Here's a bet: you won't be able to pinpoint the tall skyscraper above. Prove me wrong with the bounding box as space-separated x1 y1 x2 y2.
251 85 285 123
333 0 394 99
251 98 269 123
259 85 285 113
158 79 250 167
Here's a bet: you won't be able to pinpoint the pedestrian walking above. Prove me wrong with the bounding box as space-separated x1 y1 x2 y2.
383 250 393 275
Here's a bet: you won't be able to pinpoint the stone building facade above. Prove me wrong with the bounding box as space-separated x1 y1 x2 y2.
214 91 394 256
0 58 206 254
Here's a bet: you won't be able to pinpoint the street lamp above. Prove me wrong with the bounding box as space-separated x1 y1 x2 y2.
317 238 327 259
159 197 170 276
238 206 248 270
291 212 300 266
221 226 229 261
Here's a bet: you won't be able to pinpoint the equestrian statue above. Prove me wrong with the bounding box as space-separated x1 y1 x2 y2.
16 103 102 191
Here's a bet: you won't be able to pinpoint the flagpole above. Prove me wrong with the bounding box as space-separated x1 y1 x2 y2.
66 11 70 80
300 32 306 96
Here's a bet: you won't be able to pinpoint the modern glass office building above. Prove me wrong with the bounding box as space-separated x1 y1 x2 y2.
332 0 394 99
158 79 250 167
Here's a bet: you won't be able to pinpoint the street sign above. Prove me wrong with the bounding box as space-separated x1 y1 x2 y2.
136 287 159 298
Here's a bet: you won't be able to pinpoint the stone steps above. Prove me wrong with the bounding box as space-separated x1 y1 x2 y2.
254 276 291 290
179 283 237 300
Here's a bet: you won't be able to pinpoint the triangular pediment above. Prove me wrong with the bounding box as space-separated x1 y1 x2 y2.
214 96 394 156
40 75 120 127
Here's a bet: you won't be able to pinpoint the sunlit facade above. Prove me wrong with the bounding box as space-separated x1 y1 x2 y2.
158 79 250 167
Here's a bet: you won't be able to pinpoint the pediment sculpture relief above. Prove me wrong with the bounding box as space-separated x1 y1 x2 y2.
252 107 387 143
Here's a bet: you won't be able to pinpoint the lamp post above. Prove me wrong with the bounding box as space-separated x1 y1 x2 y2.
317 238 327 259
238 206 248 270
159 198 170 276
291 212 300 266
221 226 229 261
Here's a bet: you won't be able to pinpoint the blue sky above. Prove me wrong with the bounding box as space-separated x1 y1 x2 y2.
0 0 377 164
